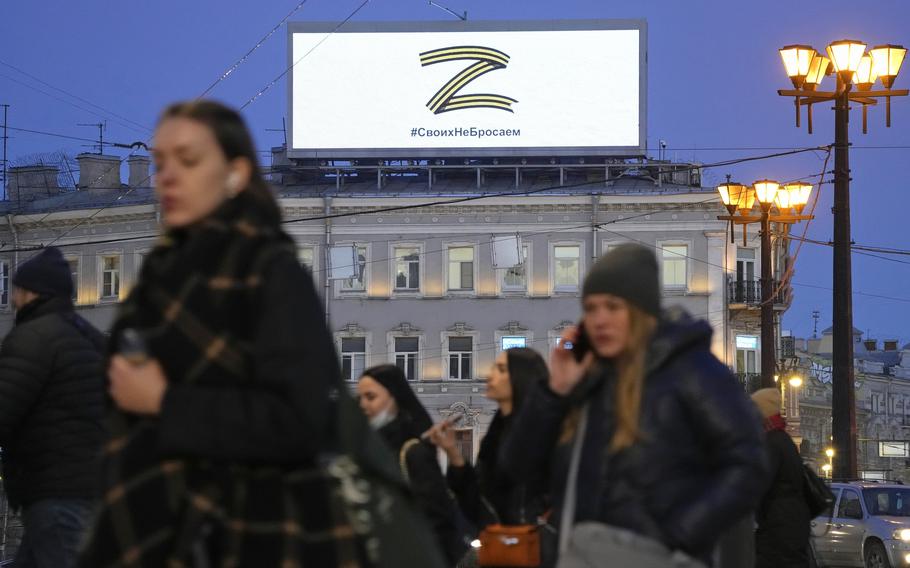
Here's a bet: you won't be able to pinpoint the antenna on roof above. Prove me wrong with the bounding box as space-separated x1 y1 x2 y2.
427 0 467 20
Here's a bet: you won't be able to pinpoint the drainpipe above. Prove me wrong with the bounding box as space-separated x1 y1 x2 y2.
591 194 599 262
6 213 18 271
324 196 332 326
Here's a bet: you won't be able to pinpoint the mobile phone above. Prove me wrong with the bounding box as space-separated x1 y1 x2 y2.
562 321 591 362
118 328 149 365
421 412 465 440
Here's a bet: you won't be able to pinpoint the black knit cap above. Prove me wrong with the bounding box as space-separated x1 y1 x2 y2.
582 243 661 316
12 247 73 298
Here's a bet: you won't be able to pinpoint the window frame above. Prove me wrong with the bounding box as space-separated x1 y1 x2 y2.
390 243 424 296
445 243 478 295
497 243 531 296
336 333 370 382
0 258 10 309
442 332 478 381
297 243 318 275
388 333 423 381
334 243 370 297
658 240 691 291
98 252 123 301
549 241 584 295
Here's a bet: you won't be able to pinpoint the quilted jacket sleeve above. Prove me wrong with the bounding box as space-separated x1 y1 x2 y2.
0 325 52 442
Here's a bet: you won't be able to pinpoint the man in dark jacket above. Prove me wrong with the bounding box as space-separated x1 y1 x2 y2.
0 247 106 568
752 388 811 568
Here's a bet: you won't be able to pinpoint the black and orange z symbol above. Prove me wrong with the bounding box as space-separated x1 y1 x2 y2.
419 46 518 114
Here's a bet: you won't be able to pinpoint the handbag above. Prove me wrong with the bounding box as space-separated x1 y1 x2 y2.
802 464 835 518
478 523 541 567
556 404 706 568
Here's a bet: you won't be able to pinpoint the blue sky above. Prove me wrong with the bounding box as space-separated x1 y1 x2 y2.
1 0 908 341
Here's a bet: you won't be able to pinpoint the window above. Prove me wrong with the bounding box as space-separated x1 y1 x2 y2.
447 246 474 292
0 260 9 307
100 255 121 299
394 247 420 291
394 337 419 381
448 336 473 380
837 490 863 519
67 257 79 301
736 335 759 374
879 441 909 458
737 248 756 282
553 245 580 291
341 337 366 382
500 246 529 293
501 336 527 350
298 246 315 272
661 244 688 289
341 246 367 292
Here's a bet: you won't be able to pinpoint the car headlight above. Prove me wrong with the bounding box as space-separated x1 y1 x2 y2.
893 529 910 541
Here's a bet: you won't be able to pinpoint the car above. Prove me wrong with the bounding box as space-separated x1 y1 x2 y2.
811 481 910 567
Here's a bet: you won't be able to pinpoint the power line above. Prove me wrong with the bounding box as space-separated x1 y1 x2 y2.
0 72 149 137
239 0 372 110
198 0 313 99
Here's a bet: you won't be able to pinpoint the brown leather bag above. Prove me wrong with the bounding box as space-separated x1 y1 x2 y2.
478 523 540 567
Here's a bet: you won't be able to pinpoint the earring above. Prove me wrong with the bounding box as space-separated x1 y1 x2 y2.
226 173 240 197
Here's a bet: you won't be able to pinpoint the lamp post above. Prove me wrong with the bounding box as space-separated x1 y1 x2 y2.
778 41 907 481
717 181 814 389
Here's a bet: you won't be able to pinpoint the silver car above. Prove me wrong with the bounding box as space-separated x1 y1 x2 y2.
811 481 910 567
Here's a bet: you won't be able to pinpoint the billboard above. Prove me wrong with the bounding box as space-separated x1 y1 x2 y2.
288 20 646 158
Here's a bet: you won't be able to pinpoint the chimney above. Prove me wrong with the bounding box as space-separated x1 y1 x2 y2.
127 155 151 188
77 153 122 189
7 165 60 202
884 340 899 352
864 339 878 352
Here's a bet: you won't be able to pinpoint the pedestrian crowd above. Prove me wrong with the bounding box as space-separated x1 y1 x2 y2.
0 100 818 567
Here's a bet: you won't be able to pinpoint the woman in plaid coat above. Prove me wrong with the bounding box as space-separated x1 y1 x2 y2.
78 101 376 567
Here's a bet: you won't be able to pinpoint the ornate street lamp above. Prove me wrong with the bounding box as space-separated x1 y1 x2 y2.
716 179 813 389
777 37 907 481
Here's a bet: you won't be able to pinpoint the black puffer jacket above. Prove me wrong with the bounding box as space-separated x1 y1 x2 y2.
503 308 768 564
755 428 810 568
0 296 106 510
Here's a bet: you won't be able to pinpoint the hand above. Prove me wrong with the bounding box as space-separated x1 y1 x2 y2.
425 421 464 467
549 326 595 396
108 355 168 415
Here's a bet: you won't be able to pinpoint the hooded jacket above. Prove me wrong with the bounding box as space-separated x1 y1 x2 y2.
502 308 768 563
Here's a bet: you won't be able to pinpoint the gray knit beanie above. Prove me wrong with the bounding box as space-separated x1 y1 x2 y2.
582 243 661 316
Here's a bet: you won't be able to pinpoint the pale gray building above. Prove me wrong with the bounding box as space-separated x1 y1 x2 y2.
0 151 794 462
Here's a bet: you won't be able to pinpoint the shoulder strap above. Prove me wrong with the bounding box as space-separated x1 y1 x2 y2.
559 403 589 554
399 438 421 484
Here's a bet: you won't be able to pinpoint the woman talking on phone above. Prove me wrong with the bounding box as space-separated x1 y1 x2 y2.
502 244 767 568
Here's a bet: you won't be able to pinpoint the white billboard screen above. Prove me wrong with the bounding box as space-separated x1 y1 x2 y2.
288 21 646 158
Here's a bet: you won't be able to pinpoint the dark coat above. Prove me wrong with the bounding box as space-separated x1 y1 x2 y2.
0 296 106 510
755 428 811 568
379 417 462 564
447 412 548 528
503 308 768 564
79 192 368 567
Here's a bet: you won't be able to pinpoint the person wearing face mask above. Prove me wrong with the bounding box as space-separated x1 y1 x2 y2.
358 364 464 565
502 244 768 568
77 101 378 567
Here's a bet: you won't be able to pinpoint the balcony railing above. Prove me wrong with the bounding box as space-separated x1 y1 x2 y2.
728 279 786 306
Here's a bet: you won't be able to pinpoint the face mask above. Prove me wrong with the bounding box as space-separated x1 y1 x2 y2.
369 402 397 430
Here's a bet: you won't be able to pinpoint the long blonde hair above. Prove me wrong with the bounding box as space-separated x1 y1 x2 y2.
558 304 658 451
609 304 658 452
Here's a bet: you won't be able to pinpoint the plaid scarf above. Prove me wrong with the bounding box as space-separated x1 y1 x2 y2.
79 192 366 568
